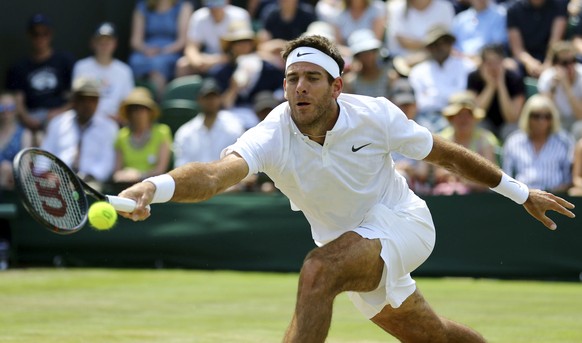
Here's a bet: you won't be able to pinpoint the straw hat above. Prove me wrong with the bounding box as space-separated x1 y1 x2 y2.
72 77 100 97
119 87 160 121
220 21 256 52
442 91 485 119
424 25 456 47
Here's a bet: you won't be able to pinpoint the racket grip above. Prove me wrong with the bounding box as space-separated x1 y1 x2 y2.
106 195 151 213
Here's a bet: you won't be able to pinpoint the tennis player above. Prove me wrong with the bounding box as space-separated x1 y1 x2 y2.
118 35 575 342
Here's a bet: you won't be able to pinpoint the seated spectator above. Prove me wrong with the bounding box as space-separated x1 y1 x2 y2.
5 14 74 143
433 91 500 195
386 0 455 76
506 0 568 78
0 92 33 190
537 40 582 141
257 0 317 69
467 44 525 140
41 77 118 190
173 78 244 166
73 22 134 123
451 0 508 64
343 29 395 98
389 79 432 195
502 94 574 192
175 0 252 77
331 0 386 46
210 20 284 129
113 88 172 184
568 137 582 196
408 26 475 132
129 0 193 100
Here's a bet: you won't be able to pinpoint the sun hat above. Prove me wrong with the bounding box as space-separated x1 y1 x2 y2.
424 25 456 47
220 21 256 52
348 29 382 56
119 87 160 121
72 77 100 97
442 91 485 119
303 21 336 43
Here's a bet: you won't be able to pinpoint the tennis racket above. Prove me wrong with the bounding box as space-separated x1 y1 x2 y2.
12 147 141 235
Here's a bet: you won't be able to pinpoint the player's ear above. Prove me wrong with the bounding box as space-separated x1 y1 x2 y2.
332 77 343 98
283 78 288 100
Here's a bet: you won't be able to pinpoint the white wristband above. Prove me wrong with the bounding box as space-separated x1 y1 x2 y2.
490 173 529 204
142 174 175 203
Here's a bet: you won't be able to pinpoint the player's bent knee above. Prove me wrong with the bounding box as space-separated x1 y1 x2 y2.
298 254 340 297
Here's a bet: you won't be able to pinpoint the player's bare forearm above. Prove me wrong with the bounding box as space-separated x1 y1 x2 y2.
424 135 501 188
168 153 249 202
117 153 248 221
424 135 576 230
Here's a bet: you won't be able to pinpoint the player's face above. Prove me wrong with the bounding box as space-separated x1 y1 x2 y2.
284 62 341 131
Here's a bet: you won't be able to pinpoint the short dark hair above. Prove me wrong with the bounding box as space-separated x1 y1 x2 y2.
281 35 345 83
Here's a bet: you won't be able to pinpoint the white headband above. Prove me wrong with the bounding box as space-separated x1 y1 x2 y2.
285 47 340 78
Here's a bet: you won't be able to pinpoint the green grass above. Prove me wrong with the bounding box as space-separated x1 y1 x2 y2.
1 269 581 343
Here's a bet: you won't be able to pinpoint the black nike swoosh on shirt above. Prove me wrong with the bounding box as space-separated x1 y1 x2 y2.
297 52 314 57
351 143 372 152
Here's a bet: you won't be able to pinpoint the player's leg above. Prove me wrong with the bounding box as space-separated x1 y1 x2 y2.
370 288 486 342
283 231 384 343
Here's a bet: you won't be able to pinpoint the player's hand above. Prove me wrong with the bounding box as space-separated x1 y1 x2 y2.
117 182 155 221
523 189 576 230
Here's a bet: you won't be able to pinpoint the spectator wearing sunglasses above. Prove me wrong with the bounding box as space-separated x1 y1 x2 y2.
0 92 33 190
537 40 582 141
502 94 575 192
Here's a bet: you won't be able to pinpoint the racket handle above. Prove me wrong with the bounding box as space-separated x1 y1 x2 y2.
106 195 151 213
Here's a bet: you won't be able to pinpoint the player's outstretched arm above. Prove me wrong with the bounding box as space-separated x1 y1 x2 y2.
424 135 575 230
118 152 249 221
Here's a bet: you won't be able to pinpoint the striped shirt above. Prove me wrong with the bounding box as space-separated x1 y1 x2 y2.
502 130 574 191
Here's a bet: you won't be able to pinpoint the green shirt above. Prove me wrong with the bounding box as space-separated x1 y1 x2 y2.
114 123 172 172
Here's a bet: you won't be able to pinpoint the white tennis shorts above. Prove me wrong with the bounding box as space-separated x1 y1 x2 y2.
348 202 436 318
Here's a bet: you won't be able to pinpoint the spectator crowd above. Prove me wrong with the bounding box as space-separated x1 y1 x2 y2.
2 0 582 198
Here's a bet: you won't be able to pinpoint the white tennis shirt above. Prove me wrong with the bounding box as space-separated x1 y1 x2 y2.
223 93 434 246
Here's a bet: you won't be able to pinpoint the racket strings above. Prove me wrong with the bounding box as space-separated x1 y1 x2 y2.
18 153 87 230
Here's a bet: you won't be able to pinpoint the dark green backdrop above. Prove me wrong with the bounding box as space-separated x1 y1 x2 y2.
2 190 581 280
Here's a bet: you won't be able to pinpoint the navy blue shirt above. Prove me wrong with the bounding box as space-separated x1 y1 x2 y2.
260 3 317 41
506 0 568 62
467 68 525 133
6 50 75 110
211 59 284 107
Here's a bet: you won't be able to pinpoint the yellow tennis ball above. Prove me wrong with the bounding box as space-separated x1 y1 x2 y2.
88 201 117 230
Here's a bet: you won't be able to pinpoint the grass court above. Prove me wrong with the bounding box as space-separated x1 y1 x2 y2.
1 269 581 343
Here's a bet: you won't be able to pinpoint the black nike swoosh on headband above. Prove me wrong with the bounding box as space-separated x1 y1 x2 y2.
297 52 314 57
